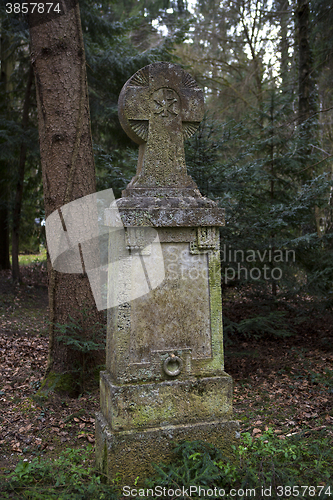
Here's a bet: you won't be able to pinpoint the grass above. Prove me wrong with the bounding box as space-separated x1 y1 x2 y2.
9 247 47 267
0 432 332 499
0 446 117 499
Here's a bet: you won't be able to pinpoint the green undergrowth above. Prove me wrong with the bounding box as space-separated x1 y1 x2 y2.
223 311 292 342
1 430 332 499
0 446 116 500
146 431 333 499
12 248 47 267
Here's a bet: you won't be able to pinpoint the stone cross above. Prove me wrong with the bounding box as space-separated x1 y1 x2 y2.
96 62 238 485
118 62 204 188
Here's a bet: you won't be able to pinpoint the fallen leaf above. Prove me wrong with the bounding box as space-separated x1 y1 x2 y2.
11 442 22 452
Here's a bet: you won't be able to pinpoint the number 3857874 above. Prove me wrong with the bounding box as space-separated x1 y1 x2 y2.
6 3 61 14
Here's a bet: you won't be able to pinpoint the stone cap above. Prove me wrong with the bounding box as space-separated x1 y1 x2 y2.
105 197 225 228
115 62 224 227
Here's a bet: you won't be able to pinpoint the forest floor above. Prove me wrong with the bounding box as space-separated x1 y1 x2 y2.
0 264 333 476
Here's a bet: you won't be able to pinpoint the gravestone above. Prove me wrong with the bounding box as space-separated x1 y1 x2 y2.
95 62 239 483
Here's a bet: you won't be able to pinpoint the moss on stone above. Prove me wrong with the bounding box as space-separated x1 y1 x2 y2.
37 371 78 397
95 411 239 485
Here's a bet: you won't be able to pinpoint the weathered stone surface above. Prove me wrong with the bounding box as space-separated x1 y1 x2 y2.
105 196 225 227
118 62 204 190
96 62 238 484
96 412 239 486
100 372 233 431
105 230 225 385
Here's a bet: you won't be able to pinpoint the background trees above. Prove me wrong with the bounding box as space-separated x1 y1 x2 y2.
1 0 332 381
182 0 333 306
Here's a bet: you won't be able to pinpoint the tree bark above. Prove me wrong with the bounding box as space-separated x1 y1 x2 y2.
297 1 321 234
0 205 10 271
11 64 34 283
277 0 290 92
28 2 104 389
0 34 14 271
297 0 311 125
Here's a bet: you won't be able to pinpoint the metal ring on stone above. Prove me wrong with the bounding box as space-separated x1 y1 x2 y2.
163 355 183 377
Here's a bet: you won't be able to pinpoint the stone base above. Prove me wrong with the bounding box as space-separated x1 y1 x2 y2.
100 372 234 431
95 411 240 485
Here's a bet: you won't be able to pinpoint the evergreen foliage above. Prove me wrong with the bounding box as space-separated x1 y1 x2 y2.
0 0 332 317
0 446 118 499
146 433 333 499
0 5 41 257
1 433 332 499
78 0 190 197
182 0 333 316
54 305 106 393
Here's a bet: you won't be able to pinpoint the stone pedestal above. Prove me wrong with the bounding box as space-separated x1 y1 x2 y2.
96 62 239 484
96 414 238 483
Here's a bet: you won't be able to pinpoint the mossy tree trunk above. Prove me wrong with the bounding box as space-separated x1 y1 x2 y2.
28 3 104 393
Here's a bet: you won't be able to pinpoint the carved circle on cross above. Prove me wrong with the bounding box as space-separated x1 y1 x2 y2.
118 62 204 146
152 88 180 118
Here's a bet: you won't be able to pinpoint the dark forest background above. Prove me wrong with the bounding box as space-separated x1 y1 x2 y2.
1 0 333 338
1 3 333 495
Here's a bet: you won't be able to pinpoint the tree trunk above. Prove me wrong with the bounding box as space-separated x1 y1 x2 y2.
270 92 277 296
0 206 10 270
28 3 104 393
277 0 290 92
0 34 14 271
297 0 321 239
11 64 34 283
297 0 311 125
